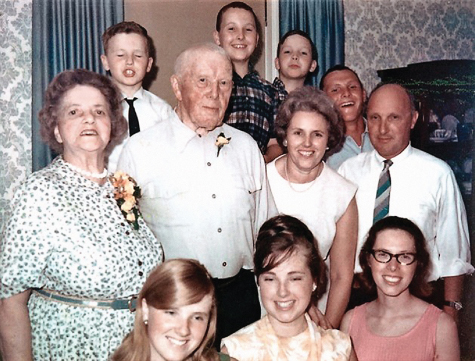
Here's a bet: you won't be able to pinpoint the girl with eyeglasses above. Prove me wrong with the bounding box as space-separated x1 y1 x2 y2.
340 216 460 361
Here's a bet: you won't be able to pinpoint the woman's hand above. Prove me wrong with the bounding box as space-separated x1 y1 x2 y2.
0 289 33 361
308 303 333 329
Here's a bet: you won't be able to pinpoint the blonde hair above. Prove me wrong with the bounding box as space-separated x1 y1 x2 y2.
112 259 219 361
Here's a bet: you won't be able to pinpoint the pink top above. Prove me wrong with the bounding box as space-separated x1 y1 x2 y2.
348 303 442 361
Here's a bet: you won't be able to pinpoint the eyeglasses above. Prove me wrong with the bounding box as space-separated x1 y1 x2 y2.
369 250 417 265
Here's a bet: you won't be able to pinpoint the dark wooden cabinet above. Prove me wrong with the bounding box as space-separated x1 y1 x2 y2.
377 60 475 218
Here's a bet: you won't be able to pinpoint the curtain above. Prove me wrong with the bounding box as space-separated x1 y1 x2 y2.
32 0 124 171
279 0 344 87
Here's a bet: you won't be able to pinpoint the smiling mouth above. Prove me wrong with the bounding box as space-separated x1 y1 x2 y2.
383 275 401 284
339 101 355 108
276 300 294 309
80 130 98 136
298 150 314 157
167 337 187 346
232 44 246 49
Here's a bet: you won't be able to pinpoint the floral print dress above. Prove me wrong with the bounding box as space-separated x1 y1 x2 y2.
0 157 163 360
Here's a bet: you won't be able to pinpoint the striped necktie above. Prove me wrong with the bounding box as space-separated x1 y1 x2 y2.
373 159 393 223
125 97 140 136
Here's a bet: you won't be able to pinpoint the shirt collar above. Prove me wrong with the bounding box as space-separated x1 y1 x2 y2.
122 87 144 100
374 143 412 165
171 111 227 153
233 70 258 82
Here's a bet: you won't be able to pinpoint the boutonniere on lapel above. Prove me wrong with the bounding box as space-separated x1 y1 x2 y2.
215 132 231 157
110 171 142 230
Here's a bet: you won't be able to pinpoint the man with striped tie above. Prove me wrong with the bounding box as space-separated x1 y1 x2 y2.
339 83 473 321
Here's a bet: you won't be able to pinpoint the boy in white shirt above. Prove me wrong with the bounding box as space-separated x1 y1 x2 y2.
101 21 173 171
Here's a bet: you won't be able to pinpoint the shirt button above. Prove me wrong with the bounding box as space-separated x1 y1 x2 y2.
212 194 216 199
125 231 130 235
207 162 211 166
138 271 143 277
222 262 227 267
217 228 222 233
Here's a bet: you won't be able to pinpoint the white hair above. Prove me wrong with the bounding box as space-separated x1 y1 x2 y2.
173 42 231 77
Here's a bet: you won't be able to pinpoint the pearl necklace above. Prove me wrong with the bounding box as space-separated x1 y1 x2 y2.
283 158 322 193
65 161 108 179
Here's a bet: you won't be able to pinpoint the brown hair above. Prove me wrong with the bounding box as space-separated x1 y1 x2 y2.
275 86 344 152
102 21 152 56
277 29 318 64
111 259 219 361
254 215 327 304
319 64 364 91
359 216 432 298
215 1 259 33
38 69 127 154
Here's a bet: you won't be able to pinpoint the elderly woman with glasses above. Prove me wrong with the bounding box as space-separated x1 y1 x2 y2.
340 216 459 361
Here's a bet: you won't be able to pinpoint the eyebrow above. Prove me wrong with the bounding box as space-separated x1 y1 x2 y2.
375 248 416 253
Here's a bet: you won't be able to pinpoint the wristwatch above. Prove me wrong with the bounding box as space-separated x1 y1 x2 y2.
444 300 463 311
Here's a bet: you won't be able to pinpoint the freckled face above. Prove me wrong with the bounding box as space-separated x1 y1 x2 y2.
142 295 213 361
259 250 315 337
101 33 153 95
370 229 417 299
275 34 317 82
214 7 259 64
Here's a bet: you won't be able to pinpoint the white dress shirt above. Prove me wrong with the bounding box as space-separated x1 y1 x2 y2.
338 145 473 279
118 111 277 278
107 87 174 172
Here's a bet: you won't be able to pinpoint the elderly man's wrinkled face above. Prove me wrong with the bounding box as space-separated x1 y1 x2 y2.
367 84 418 159
172 51 233 134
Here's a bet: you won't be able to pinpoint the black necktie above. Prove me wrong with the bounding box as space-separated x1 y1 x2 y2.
125 97 140 136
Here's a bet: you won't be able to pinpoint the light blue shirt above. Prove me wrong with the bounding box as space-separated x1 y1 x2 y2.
326 124 374 170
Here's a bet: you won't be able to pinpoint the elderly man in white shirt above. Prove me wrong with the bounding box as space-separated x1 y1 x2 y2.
339 83 473 321
118 43 277 344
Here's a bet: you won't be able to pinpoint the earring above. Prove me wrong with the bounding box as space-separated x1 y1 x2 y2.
283 139 288 147
326 147 329 150
312 284 317 292
144 319 148 325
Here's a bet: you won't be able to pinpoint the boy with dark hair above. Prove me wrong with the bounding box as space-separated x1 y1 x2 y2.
274 29 318 94
214 2 285 162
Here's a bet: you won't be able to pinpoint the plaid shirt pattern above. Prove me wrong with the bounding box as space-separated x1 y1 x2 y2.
224 71 285 153
272 77 289 103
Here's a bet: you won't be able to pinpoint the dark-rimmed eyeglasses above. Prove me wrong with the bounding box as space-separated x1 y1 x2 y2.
369 250 417 265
